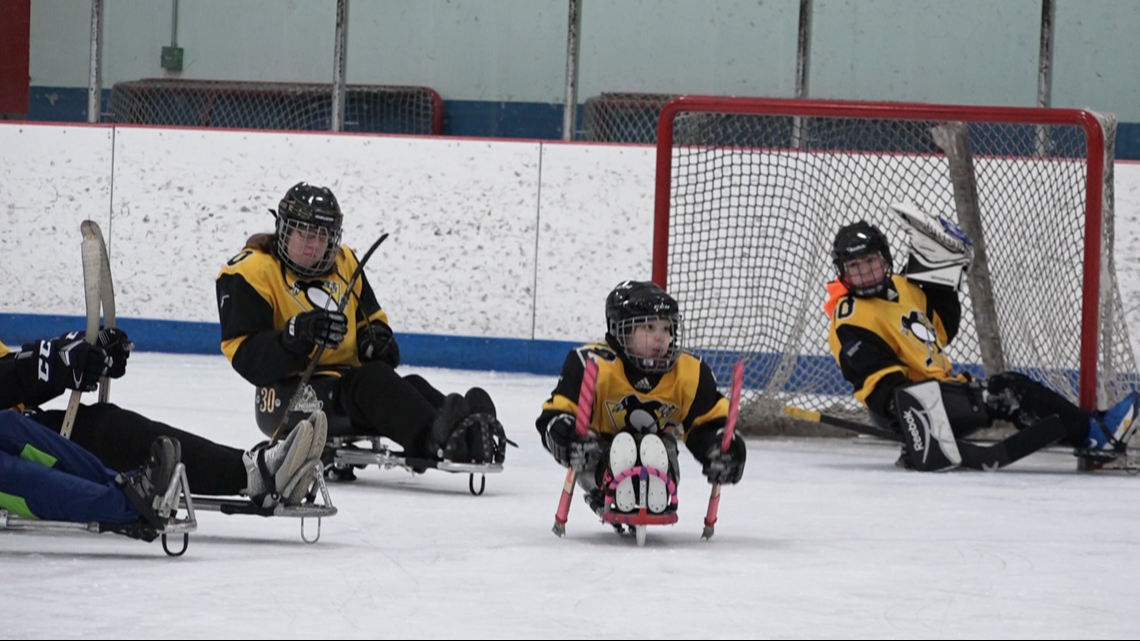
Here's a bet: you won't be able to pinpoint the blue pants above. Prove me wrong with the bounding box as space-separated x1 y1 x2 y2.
0 410 139 523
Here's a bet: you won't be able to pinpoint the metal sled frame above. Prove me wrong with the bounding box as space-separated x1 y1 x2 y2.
179 460 337 544
0 463 197 557
328 436 504 495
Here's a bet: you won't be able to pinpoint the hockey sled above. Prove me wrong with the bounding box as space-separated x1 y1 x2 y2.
179 459 337 544
599 464 679 547
0 463 197 557
326 436 504 496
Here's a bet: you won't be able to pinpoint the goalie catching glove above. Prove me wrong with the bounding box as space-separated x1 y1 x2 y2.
892 201 973 291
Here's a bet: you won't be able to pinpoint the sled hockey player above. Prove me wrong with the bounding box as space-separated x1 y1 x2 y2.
538 280 746 526
216 182 510 480
0 408 182 542
1 331 326 510
825 203 1140 471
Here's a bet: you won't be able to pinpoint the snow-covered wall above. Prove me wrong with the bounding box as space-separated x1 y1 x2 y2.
3 122 1140 375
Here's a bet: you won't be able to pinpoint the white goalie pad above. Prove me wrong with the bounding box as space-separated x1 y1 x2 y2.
895 380 962 471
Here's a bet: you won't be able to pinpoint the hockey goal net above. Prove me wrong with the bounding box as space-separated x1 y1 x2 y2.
653 96 1138 434
105 79 444 135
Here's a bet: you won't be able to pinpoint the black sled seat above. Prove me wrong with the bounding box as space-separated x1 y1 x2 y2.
255 378 505 496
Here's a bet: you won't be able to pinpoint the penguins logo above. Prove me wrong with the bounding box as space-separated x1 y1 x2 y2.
605 394 680 436
293 279 342 311
901 310 941 368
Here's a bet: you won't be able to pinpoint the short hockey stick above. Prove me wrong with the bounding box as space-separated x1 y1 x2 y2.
552 357 599 537
60 223 105 439
80 220 117 403
271 232 390 443
702 360 743 540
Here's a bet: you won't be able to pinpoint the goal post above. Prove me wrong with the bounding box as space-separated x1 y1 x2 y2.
652 96 1137 433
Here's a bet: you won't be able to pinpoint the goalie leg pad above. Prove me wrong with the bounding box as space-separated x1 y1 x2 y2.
894 381 962 471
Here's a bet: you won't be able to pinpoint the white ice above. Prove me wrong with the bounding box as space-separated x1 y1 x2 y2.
3 352 1140 639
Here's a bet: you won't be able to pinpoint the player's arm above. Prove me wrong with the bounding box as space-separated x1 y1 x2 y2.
683 361 747 485
0 351 61 409
917 282 962 344
217 273 308 386
893 202 970 344
834 323 912 418
353 269 399 367
535 349 587 444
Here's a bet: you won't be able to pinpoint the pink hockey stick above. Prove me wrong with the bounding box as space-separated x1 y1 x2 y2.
552 357 599 537
702 360 743 540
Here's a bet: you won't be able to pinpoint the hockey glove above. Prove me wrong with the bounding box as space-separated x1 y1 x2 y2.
694 427 747 485
358 320 401 368
544 413 602 471
892 201 973 291
281 309 348 355
69 327 134 378
15 332 111 393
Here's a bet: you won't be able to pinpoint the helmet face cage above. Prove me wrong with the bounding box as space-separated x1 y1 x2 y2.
609 313 682 374
605 280 683 373
832 221 892 298
274 183 343 278
276 218 343 278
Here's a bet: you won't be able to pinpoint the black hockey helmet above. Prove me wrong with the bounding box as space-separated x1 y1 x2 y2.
832 220 892 297
604 280 682 373
272 182 343 278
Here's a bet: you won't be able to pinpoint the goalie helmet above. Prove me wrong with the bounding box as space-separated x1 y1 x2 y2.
605 280 682 374
832 220 892 298
273 182 343 278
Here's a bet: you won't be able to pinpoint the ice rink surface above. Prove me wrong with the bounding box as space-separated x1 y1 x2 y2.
4 353 1139 639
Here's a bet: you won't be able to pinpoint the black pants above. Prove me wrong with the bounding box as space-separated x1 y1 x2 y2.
31 403 247 496
334 361 446 456
986 371 1092 447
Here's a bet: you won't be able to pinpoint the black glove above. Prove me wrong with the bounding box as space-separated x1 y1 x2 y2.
358 320 400 368
15 332 111 392
544 413 601 471
697 428 747 485
281 309 348 355
70 327 133 378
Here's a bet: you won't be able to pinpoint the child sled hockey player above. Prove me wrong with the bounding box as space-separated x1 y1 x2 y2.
538 280 746 539
216 182 512 486
824 203 1140 471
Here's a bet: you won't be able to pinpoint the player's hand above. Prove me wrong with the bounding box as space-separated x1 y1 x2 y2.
358 320 400 368
282 309 348 355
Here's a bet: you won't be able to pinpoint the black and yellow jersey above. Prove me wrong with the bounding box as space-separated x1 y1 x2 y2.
216 246 388 386
535 342 728 448
827 274 964 416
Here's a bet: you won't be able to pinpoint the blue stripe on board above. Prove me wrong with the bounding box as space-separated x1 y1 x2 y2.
0 313 577 376
3 313 1115 391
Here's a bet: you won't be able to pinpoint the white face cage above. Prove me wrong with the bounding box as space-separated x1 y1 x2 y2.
611 314 682 374
277 218 342 278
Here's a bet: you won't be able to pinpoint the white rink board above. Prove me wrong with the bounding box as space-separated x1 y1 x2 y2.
0 124 113 315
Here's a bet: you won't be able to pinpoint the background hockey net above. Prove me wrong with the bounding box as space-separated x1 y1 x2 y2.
652 96 1138 435
581 92 675 143
105 79 444 135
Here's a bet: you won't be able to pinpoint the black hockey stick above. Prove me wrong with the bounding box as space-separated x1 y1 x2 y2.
270 232 390 443
783 405 1067 471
